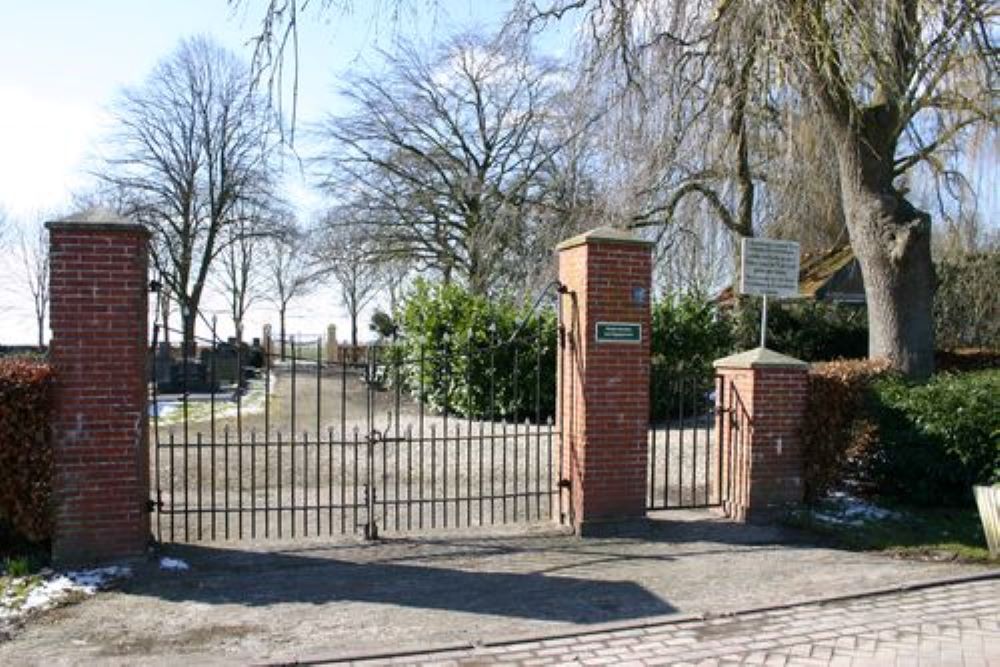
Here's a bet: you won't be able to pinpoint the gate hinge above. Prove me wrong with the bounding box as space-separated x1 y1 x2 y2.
146 491 164 513
557 478 572 490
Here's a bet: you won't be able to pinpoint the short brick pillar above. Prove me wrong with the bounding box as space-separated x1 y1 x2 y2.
714 347 809 522
47 208 151 565
556 227 653 534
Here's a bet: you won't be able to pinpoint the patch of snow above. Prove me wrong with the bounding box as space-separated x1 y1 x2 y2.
1 566 130 622
813 492 902 526
159 557 190 571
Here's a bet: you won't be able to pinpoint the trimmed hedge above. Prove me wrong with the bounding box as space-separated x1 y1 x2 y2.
0 358 54 548
868 370 1000 506
395 280 557 420
803 362 1000 508
730 297 868 362
650 296 731 420
802 359 893 502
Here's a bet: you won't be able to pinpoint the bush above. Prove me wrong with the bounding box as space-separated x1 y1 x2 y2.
650 295 731 420
395 280 557 420
802 359 894 502
0 358 55 548
934 251 999 351
730 298 868 362
868 370 1000 506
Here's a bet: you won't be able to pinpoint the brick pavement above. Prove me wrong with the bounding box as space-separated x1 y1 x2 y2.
352 577 1000 666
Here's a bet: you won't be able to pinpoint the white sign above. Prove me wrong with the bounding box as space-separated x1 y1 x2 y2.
740 238 800 298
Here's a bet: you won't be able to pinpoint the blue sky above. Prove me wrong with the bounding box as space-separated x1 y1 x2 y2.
0 0 520 219
0 0 530 343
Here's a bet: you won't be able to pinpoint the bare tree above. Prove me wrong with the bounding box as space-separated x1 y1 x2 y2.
214 206 273 344
97 36 281 353
513 0 998 377
16 220 49 349
315 211 384 346
314 33 569 293
265 224 322 358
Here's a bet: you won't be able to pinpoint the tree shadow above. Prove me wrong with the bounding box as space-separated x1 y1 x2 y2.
127 512 818 625
127 541 676 625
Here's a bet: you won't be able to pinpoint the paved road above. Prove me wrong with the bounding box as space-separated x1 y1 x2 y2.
353 577 1000 666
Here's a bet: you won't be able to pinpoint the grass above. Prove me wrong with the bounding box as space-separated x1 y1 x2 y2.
787 502 997 564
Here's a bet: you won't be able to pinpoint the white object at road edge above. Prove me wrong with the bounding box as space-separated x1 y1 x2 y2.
159 557 190 571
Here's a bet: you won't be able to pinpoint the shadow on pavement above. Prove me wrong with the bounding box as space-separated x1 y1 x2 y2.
128 512 815 625
128 542 677 625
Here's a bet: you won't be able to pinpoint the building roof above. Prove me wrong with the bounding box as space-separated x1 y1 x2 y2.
716 244 862 304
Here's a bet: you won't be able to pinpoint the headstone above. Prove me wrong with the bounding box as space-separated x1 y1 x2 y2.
326 324 339 363
262 324 272 357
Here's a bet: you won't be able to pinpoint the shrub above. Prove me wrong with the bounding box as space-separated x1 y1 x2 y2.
395 280 557 420
802 359 894 502
868 370 1000 506
934 251 1000 351
650 295 732 420
730 298 868 362
0 358 55 548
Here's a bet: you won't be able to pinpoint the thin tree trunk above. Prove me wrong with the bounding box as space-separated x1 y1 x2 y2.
182 311 197 358
279 306 287 361
36 315 44 349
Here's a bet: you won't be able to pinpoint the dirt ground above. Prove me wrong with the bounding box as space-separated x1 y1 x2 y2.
0 511 992 666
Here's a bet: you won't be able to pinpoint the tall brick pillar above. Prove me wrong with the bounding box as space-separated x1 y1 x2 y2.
47 208 151 564
714 348 809 522
557 227 653 534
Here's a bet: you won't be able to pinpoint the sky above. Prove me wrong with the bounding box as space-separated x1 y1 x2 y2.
0 0 535 345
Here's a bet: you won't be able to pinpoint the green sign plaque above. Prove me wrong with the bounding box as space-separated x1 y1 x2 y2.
595 322 641 343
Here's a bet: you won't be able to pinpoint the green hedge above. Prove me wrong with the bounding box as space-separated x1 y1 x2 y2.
867 370 1000 506
395 280 557 420
934 251 999 350
0 358 54 554
730 297 868 362
650 296 730 420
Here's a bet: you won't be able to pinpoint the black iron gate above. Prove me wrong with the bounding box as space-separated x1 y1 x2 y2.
646 369 724 510
148 295 564 543
645 368 750 512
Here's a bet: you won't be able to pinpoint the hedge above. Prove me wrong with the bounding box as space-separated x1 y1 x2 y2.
0 358 55 549
868 369 1000 506
802 359 893 502
802 362 1000 507
395 280 557 420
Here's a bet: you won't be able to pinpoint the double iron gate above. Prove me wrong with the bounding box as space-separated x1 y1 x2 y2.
149 305 745 545
149 305 564 543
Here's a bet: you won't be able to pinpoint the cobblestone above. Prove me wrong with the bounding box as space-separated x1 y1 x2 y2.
363 578 1000 666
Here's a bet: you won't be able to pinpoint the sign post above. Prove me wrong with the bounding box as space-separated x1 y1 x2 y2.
739 238 800 348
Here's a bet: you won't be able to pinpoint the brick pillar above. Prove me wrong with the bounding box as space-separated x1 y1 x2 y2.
714 348 809 522
47 208 151 565
556 227 653 534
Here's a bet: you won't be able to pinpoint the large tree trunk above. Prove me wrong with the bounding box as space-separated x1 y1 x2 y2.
835 129 935 378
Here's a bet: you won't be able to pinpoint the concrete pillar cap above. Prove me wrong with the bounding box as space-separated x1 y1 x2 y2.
46 207 149 236
713 347 809 370
556 226 654 251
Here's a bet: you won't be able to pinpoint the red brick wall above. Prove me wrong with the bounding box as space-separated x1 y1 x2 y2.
557 232 652 531
716 362 808 522
47 218 151 564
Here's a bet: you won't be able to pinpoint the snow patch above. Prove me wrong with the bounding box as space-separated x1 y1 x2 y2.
159 557 190 571
1 565 130 622
813 492 902 526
